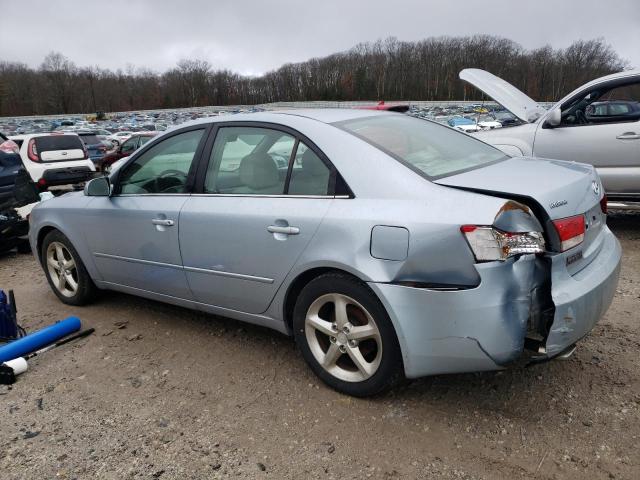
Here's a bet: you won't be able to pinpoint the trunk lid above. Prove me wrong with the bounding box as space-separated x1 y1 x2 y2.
459 69 547 123
436 156 606 274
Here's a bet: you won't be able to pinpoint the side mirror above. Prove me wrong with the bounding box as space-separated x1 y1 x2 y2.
543 107 561 128
84 176 111 197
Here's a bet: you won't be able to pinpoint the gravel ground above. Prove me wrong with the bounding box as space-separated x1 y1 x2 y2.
0 212 638 480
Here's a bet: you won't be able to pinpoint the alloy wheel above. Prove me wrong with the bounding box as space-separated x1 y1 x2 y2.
46 241 79 298
305 293 383 382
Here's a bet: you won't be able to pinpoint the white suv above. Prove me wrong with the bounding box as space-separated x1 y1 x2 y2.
10 133 96 188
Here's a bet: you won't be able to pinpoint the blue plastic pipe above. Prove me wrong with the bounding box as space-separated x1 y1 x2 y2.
0 317 81 363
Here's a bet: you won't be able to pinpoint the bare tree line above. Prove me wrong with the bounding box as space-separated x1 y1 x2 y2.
0 35 627 116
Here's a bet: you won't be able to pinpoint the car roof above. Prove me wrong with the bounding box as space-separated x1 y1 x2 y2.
275 108 397 123
176 108 397 130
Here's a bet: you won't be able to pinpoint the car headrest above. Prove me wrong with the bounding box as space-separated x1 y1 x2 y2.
239 153 279 190
301 149 327 176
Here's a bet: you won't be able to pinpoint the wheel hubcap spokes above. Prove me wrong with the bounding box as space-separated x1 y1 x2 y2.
305 293 382 382
46 242 79 298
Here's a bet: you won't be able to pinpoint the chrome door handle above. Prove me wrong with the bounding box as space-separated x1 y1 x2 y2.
267 225 300 235
616 132 640 140
152 219 174 226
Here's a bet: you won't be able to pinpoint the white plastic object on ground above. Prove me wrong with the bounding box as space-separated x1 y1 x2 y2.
2 357 28 375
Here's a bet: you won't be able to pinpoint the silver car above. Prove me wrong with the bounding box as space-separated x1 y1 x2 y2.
460 68 640 208
29 110 621 396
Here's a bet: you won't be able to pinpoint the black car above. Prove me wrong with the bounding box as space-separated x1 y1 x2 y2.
0 168 39 254
0 133 22 202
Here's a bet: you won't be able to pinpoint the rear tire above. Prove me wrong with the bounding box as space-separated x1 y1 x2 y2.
293 272 403 397
41 230 97 306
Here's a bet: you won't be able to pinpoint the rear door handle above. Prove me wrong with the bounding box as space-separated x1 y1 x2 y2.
616 132 640 140
152 218 174 226
267 225 300 235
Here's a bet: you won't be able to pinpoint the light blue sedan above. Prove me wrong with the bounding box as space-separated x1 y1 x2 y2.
29 109 621 396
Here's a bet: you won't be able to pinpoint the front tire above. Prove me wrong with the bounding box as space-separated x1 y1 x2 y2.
293 272 403 397
41 230 97 305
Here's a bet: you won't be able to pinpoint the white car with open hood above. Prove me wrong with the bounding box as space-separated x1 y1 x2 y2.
460 68 640 209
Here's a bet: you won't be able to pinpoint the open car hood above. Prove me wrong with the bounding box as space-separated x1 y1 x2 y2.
459 69 547 123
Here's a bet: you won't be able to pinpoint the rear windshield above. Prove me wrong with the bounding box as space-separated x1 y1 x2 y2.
335 115 507 179
78 134 100 145
35 135 84 152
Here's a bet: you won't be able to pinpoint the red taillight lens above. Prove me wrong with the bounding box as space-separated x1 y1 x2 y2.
552 215 585 252
600 194 607 215
0 139 19 154
27 139 39 162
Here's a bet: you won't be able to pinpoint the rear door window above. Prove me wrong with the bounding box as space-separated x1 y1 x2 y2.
204 127 295 195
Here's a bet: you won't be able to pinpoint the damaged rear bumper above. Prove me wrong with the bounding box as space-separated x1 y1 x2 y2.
544 227 621 357
368 227 621 379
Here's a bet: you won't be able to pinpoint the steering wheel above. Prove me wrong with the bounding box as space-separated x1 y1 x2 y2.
575 110 587 125
153 169 188 193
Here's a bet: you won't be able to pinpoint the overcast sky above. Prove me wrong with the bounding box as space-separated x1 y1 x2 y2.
1 0 639 74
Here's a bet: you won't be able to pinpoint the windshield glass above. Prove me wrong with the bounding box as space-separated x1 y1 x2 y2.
336 115 508 179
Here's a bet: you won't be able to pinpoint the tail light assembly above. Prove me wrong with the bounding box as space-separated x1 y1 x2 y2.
461 225 545 262
27 139 39 162
552 215 585 252
600 193 608 215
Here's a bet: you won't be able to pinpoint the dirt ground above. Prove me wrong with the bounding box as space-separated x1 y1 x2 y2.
0 212 638 480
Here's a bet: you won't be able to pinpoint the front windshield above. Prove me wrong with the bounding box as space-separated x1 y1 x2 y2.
336 114 508 179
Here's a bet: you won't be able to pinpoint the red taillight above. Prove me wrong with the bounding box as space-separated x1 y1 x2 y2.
27 139 39 162
38 178 47 187
600 194 608 215
0 139 19 154
552 215 585 252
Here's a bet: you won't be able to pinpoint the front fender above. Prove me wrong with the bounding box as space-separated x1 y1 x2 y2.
29 199 103 283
